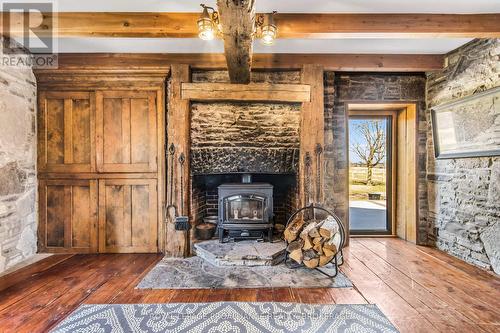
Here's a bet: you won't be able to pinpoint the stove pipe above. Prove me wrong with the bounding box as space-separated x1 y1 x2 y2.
242 174 252 184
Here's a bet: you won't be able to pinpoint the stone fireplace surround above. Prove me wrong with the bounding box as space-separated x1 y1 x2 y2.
189 70 302 237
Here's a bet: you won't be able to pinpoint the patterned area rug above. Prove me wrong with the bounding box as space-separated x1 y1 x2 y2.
51 302 398 333
137 257 352 289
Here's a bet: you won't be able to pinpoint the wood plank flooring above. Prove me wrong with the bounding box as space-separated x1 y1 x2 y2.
0 238 498 333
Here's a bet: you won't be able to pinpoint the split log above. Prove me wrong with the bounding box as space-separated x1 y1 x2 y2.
308 223 321 238
323 232 341 254
303 249 318 260
287 239 304 252
312 237 323 245
302 236 314 250
289 249 303 264
300 221 318 239
284 218 305 242
313 242 324 255
323 247 336 257
319 216 339 239
303 258 319 268
319 255 334 267
303 249 319 268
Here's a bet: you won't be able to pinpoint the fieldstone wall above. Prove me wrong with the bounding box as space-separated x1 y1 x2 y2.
191 70 301 84
426 39 500 273
190 70 301 175
323 72 428 243
0 38 37 273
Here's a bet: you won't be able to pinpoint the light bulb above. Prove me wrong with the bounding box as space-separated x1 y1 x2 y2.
260 26 276 45
259 12 277 46
199 26 215 41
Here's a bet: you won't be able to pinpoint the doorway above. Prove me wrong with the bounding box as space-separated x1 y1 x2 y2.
346 103 418 243
348 112 395 235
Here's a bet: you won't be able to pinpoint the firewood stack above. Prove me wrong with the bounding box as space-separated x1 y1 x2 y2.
284 215 342 268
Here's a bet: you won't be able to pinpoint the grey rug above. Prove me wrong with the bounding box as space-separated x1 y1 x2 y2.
137 257 352 289
51 302 398 333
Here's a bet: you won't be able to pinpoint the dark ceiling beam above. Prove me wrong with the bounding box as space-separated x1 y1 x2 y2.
216 0 255 83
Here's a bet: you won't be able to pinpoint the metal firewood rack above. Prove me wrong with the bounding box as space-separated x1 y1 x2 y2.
283 203 346 278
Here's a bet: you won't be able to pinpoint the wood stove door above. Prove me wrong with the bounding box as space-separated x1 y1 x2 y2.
223 194 266 223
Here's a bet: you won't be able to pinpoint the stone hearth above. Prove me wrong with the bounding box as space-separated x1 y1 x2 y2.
194 240 286 267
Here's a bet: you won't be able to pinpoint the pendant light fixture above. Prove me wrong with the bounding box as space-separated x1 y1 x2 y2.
258 11 277 46
197 4 218 41
197 4 277 45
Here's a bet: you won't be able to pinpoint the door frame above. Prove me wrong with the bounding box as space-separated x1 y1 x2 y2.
348 110 397 236
346 102 418 242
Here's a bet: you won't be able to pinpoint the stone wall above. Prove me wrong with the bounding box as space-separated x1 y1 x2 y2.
426 39 500 273
190 70 301 175
0 39 37 273
323 72 428 243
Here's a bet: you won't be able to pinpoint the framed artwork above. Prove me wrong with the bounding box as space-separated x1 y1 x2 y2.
431 86 500 159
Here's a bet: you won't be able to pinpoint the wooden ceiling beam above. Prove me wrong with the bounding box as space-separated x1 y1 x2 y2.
216 0 255 83
1 12 499 38
274 13 500 38
43 53 444 72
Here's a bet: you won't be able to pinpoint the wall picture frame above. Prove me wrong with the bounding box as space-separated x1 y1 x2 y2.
431 86 500 159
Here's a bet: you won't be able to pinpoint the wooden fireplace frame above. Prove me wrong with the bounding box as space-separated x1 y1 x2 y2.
166 64 325 257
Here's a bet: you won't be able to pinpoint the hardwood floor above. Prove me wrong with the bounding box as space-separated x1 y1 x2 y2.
0 238 498 332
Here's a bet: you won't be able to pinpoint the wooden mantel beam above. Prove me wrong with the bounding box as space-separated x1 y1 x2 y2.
216 0 255 83
1 12 499 38
181 82 311 102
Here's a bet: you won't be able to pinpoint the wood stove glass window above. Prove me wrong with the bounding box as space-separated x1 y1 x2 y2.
224 194 265 222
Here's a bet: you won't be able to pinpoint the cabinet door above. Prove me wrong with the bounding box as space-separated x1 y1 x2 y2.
38 91 95 173
98 179 158 253
96 91 157 173
38 179 98 253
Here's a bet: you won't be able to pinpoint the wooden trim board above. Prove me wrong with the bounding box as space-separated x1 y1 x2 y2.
35 53 444 72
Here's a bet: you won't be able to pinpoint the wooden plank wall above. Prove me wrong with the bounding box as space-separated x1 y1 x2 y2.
36 72 167 254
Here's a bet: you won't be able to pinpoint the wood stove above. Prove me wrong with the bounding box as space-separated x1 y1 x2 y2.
218 176 273 242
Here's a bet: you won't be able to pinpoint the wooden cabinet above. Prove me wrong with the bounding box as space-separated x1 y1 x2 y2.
38 179 98 253
38 91 95 173
36 73 166 254
96 91 158 173
98 179 158 253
